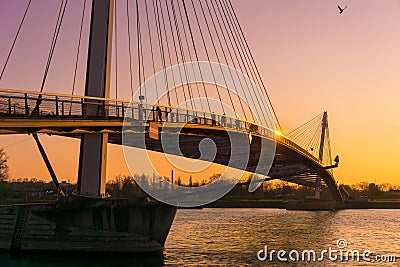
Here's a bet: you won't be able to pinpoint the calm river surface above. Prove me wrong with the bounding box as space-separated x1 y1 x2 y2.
0 208 399 266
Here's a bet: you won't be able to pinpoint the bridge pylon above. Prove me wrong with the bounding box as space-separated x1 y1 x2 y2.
314 111 328 199
76 0 114 198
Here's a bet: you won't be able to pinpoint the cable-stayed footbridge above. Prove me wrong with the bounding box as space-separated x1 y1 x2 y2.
0 0 343 203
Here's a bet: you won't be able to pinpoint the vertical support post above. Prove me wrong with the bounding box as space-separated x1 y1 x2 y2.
24 93 29 115
55 96 59 117
77 0 114 198
314 111 328 199
102 99 106 117
8 97 11 115
81 98 85 116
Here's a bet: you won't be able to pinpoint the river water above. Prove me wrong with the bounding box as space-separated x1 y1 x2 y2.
0 208 399 266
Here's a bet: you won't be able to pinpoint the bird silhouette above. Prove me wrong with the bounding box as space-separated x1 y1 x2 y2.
338 5 347 14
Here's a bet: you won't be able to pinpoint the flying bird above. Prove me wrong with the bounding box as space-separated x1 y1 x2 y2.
338 5 347 14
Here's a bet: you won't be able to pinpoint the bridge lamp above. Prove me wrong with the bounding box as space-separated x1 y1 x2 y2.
275 130 283 136
334 155 340 165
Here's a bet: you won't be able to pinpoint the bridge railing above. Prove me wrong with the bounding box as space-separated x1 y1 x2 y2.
0 89 128 118
0 89 321 166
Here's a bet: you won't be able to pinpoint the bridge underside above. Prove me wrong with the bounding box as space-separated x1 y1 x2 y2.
0 118 342 201
0 88 342 201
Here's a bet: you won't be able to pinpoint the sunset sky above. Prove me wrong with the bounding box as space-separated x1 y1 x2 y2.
0 0 399 185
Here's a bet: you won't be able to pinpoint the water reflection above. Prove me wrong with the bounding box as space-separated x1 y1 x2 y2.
0 253 163 267
1 209 399 266
165 209 399 266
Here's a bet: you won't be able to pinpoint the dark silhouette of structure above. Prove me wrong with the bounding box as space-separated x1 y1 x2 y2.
156 106 163 121
338 5 347 14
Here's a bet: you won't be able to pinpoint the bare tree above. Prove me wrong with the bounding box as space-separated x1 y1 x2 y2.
0 148 9 181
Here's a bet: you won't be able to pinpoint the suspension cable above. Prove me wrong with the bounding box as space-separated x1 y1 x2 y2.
40 0 68 93
222 0 272 126
170 0 195 110
175 0 204 111
285 112 332 161
215 0 264 125
135 0 142 99
182 0 211 112
203 0 247 121
126 0 134 98
221 0 273 127
144 0 160 104
226 0 282 130
71 0 87 96
115 0 118 99
68 0 86 115
210 0 255 122
190 0 225 114
198 0 236 116
135 0 147 103
287 113 322 135
0 0 32 81
159 0 180 107
165 0 189 109
153 0 171 106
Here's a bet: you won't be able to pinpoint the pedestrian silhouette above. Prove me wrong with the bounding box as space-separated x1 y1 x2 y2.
211 112 216 126
221 114 226 126
235 119 241 129
156 106 162 121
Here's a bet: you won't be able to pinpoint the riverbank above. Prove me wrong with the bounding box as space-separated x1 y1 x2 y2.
2 198 400 209
345 200 400 209
205 199 400 209
205 199 286 208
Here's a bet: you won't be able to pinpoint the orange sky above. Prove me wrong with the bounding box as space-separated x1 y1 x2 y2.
0 0 399 185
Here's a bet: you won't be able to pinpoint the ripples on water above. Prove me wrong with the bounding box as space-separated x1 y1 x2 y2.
0 209 399 266
166 209 400 266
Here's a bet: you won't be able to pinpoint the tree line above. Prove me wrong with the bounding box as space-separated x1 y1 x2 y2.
1 148 399 202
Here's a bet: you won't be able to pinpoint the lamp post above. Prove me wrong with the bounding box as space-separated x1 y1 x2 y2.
139 95 145 120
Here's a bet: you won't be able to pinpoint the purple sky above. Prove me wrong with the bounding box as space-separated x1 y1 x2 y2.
1 0 400 185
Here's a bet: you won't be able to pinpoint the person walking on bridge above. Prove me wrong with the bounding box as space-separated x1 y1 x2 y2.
156 106 163 122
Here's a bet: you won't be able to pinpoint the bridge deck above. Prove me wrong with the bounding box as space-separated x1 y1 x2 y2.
0 89 343 201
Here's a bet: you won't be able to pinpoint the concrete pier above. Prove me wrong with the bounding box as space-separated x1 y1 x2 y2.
0 198 176 254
